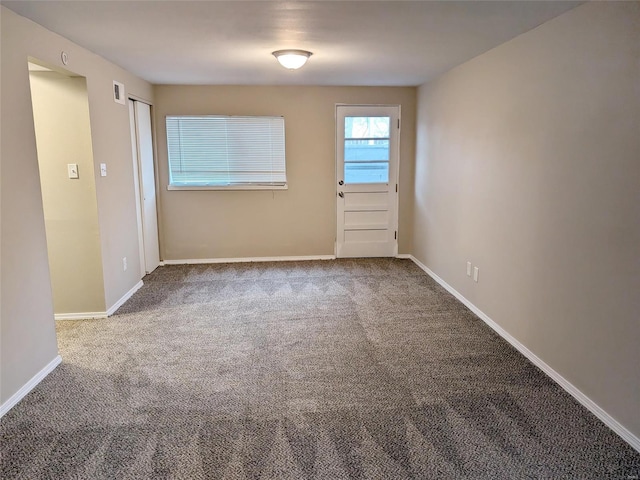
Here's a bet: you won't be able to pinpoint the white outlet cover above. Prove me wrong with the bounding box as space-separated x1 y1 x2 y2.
473 266 479 282
100 163 107 177
466 262 472 276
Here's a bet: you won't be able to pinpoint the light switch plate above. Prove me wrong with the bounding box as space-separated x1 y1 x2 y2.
100 163 107 177
67 163 79 179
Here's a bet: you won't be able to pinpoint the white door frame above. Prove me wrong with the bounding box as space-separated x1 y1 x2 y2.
335 104 400 258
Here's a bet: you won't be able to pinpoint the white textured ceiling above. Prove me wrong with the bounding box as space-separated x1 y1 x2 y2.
4 1 582 86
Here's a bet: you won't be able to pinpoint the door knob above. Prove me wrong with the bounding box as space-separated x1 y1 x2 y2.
338 180 344 186
338 192 344 198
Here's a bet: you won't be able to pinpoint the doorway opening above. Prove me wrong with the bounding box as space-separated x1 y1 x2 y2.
28 59 106 318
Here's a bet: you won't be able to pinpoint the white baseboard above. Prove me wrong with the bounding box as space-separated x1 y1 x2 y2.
163 255 336 265
395 253 412 259
106 280 144 316
55 311 107 320
0 355 62 418
407 255 640 454
54 280 144 320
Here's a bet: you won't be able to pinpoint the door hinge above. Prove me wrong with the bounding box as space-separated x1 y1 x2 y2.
397 119 400 129
395 231 397 240
395 184 398 193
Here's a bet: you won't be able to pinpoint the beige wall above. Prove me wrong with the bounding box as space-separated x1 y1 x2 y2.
154 86 416 260
29 72 106 314
1 7 153 405
413 1 640 438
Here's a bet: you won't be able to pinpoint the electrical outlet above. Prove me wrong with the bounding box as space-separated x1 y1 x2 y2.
100 163 107 177
473 266 479 282
466 262 472 276
123 257 128 271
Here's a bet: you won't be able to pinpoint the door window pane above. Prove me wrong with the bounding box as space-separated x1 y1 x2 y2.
345 139 389 162
345 117 390 138
344 116 390 184
345 162 390 184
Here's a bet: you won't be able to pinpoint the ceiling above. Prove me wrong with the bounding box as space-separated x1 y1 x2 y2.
4 1 582 86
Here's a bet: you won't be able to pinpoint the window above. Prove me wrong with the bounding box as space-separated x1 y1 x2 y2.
344 116 390 184
166 115 286 190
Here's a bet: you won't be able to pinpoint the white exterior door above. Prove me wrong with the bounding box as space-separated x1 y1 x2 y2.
336 105 400 258
129 100 160 275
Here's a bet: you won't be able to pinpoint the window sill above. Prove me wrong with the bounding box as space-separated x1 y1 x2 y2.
167 184 288 191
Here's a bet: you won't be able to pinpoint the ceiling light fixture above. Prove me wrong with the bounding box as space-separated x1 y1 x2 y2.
272 49 312 70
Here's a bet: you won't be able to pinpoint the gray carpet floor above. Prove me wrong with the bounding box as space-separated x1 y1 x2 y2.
1 258 638 479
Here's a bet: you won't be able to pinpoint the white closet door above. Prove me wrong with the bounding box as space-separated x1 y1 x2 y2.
130 100 160 274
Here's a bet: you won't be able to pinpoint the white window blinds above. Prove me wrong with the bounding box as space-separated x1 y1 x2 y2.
166 115 286 187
